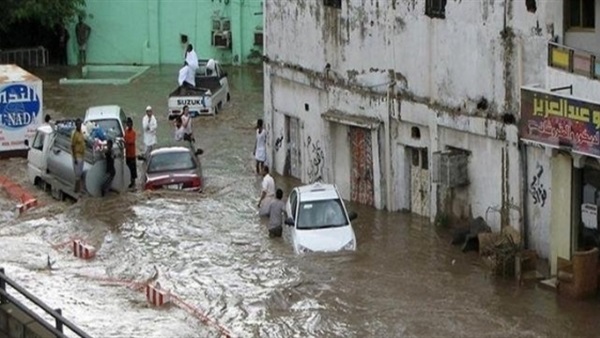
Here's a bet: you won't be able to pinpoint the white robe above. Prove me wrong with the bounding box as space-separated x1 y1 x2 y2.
185 49 199 70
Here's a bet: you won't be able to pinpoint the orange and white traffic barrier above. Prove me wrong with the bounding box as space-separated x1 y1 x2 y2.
0 176 39 215
72 239 96 259
146 282 170 307
16 197 38 214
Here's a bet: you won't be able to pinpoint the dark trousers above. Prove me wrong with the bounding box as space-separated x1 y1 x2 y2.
101 172 115 197
268 226 282 238
126 157 137 185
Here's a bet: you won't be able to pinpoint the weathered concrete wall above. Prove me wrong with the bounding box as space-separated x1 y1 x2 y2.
524 145 551 259
264 0 558 225
547 67 600 104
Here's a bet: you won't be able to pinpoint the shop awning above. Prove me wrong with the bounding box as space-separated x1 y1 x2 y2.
321 109 382 130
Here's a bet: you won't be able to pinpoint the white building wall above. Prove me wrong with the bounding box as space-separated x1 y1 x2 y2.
524 145 552 259
547 67 600 104
264 0 559 230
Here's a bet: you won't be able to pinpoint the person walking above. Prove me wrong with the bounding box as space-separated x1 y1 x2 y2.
253 119 267 174
124 117 137 189
57 23 69 65
101 139 116 197
259 188 287 238
174 116 185 141
258 165 276 215
75 15 91 65
181 105 194 143
142 106 157 161
71 118 86 197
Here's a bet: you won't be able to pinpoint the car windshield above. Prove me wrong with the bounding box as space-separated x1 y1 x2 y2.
297 199 348 230
90 118 123 138
147 151 196 173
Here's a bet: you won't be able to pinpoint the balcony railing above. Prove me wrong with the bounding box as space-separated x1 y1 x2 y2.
0 47 49 68
548 42 600 79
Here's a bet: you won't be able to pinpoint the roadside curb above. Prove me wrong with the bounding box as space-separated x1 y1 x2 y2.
0 176 39 215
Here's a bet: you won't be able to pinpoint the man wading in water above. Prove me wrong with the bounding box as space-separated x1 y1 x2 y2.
71 118 85 198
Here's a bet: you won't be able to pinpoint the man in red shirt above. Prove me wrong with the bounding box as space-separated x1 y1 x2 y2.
124 118 137 189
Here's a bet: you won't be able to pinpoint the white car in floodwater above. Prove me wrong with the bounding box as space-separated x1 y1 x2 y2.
285 183 358 254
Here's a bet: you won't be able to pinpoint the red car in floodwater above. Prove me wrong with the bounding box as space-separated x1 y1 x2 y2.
142 145 203 192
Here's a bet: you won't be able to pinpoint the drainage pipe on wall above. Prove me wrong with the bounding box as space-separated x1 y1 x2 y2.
520 142 529 249
385 78 395 211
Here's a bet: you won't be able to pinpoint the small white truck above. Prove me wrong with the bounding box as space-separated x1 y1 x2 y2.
0 65 43 158
26 105 130 200
168 59 230 118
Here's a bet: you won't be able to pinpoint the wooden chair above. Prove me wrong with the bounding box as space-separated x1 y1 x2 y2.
557 247 599 299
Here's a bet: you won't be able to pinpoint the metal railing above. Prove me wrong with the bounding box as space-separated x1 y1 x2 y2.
0 267 92 338
0 47 49 67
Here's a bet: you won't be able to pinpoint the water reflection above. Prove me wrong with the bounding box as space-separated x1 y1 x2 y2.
1 64 598 337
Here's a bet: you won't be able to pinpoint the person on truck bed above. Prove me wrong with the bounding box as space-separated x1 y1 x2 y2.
184 44 199 71
71 118 86 197
178 61 195 90
101 139 116 197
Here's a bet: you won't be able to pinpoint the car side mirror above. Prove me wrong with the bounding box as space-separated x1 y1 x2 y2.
284 217 295 226
348 211 358 221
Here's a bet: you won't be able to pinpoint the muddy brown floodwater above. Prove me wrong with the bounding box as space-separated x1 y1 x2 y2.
1 65 600 337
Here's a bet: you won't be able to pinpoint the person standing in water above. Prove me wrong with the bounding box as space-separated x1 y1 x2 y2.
253 119 267 174
75 15 91 65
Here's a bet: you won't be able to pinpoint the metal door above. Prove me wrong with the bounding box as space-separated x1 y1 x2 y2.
409 147 430 217
350 127 374 206
285 116 302 179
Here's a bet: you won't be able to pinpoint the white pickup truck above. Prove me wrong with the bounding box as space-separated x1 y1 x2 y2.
168 59 230 118
25 105 130 200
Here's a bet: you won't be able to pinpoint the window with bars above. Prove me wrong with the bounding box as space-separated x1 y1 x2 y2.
565 0 595 29
324 0 342 9
426 0 447 19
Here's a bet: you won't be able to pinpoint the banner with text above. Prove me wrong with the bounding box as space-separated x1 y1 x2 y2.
520 87 600 157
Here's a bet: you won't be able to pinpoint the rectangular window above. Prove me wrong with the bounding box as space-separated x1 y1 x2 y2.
426 0 447 19
324 0 342 9
566 0 595 29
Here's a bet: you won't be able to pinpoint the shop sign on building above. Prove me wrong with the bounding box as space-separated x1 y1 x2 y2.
520 87 600 157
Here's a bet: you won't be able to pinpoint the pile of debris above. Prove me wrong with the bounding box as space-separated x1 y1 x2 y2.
452 217 536 278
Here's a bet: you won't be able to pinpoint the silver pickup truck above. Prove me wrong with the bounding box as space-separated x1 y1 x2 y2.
25 105 131 200
168 59 231 118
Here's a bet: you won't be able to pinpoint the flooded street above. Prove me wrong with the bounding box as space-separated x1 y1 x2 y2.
2 65 600 337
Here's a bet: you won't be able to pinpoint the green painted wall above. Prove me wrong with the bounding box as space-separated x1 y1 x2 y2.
67 0 263 65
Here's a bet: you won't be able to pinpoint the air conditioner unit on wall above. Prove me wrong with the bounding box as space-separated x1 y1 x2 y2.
212 31 232 49
432 150 470 188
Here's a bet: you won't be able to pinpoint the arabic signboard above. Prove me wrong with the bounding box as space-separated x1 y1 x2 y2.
0 69 43 153
520 87 600 157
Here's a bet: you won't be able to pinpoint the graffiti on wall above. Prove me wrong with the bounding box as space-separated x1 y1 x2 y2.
274 132 284 152
305 136 324 183
529 163 547 207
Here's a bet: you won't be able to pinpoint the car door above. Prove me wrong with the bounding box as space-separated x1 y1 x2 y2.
27 130 47 183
